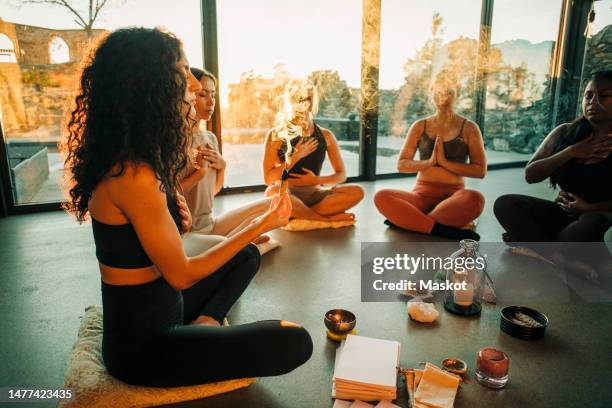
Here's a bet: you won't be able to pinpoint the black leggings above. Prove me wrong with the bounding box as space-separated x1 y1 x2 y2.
101 244 313 387
494 194 612 265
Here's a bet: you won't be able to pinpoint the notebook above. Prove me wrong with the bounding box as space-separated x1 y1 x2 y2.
332 334 401 401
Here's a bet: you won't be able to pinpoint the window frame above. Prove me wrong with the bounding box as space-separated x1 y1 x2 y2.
0 0 590 214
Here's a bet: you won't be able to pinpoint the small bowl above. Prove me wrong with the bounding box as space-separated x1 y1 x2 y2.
500 306 548 340
324 309 356 334
442 358 468 375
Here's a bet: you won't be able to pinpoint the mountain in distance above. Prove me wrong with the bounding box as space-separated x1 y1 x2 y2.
492 39 555 82
434 38 554 85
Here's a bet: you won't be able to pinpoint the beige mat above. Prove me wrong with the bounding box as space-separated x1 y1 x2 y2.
281 218 356 231
59 306 254 408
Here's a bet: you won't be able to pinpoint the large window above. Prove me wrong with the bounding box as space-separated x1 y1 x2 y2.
580 0 612 103
376 0 482 175
482 0 563 159
0 0 597 210
0 0 203 205
217 0 362 187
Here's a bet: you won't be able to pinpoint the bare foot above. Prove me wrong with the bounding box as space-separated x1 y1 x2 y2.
280 320 301 328
564 258 599 284
190 315 221 326
551 252 599 283
252 235 270 245
326 212 355 222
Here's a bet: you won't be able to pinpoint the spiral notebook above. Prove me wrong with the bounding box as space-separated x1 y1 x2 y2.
332 334 401 401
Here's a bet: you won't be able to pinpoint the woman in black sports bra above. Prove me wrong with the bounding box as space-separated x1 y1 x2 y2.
374 70 487 240
494 71 612 281
262 79 364 222
62 28 312 387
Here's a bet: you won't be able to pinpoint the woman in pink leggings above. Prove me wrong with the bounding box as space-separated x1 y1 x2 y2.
374 71 487 240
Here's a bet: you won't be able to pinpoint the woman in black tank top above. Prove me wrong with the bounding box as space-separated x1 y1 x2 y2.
494 71 612 282
263 79 364 222
61 28 312 388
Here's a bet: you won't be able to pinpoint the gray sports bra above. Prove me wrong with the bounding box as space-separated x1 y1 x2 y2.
418 119 469 163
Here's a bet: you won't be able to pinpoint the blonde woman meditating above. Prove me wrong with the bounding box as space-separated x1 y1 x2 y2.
262 79 364 222
374 71 486 240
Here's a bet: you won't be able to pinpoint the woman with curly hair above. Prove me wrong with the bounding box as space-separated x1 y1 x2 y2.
62 27 312 387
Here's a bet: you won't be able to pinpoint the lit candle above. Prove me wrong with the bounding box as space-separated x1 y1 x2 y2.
476 347 510 388
454 283 474 307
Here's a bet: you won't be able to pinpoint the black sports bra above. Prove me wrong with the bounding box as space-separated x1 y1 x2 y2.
92 191 182 269
418 119 469 163
277 123 327 176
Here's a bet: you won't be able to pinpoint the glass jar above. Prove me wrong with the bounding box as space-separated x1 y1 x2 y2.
476 347 510 388
443 239 487 316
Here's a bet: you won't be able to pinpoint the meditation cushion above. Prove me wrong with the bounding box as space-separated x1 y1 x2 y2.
281 218 356 231
59 306 255 408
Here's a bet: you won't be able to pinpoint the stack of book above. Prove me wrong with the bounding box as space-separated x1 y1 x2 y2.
332 334 401 401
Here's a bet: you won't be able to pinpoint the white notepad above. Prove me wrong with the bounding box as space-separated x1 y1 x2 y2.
332 334 401 401
334 334 400 389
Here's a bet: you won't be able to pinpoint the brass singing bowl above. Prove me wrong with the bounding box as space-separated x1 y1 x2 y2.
324 309 356 334
442 358 468 375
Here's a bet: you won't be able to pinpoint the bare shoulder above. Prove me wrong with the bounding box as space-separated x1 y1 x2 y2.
530 123 571 160
405 118 426 141
319 126 336 139
319 127 340 147
264 128 283 149
547 123 571 141
265 127 276 139
539 123 570 148
105 162 160 196
462 119 483 139
409 118 427 133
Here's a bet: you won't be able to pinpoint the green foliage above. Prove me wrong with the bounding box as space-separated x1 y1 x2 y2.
308 70 354 118
383 12 555 154
21 69 58 87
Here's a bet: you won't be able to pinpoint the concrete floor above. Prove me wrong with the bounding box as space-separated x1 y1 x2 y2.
1 169 611 408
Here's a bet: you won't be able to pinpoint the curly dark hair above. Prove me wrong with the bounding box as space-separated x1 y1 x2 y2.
61 27 191 221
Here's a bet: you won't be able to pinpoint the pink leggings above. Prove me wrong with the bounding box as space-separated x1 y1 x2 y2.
374 180 485 234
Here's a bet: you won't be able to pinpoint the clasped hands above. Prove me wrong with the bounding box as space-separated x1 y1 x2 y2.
428 136 449 168
192 144 226 174
555 191 591 215
286 137 320 186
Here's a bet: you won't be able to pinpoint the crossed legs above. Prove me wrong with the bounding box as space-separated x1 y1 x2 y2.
265 184 364 222
375 187 484 233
